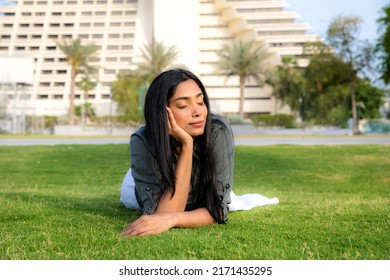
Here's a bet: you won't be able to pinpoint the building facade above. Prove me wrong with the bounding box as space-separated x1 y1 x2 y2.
0 0 320 121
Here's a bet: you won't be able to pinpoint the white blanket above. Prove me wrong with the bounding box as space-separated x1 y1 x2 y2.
120 168 279 212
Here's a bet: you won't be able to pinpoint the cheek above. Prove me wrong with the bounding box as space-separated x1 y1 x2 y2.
171 110 187 127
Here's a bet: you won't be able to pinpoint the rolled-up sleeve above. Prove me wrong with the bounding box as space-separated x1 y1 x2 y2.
212 117 235 222
130 133 162 215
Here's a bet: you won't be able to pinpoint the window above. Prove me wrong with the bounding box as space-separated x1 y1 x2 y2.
81 11 92 16
52 12 62 16
93 22 104 27
29 46 40 51
32 34 42 39
120 57 131 62
54 82 65 87
107 45 119 50
121 45 132 50
48 34 59 39
46 46 56 50
44 58 55 62
95 11 106 16
34 23 44 27
41 70 53 74
19 23 30 27
104 69 116 74
80 23 91 27
110 22 121 27
15 46 26 51
57 70 67 74
39 82 50 87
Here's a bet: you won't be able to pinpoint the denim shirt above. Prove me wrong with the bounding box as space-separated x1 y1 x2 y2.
129 114 234 222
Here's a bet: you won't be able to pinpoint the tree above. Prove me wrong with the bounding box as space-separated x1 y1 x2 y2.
355 79 385 120
135 41 180 81
111 72 144 124
76 74 97 125
111 41 180 123
57 38 99 125
327 15 375 134
375 4 390 84
216 40 272 120
269 56 305 120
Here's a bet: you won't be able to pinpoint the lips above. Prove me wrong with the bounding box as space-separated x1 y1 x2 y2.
190 120 204 127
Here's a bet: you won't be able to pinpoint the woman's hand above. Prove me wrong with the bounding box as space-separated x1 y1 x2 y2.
121 213 177 237
166 107 193 146
121 208 215 237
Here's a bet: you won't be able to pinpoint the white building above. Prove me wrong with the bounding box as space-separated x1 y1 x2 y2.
0 0 320 121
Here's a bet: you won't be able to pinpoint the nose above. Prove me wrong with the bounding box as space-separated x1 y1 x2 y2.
192 104 201 117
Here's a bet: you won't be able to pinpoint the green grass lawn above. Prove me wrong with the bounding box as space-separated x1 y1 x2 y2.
0 144 389 260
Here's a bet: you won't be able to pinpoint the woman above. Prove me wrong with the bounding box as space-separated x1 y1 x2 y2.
120 68 234 236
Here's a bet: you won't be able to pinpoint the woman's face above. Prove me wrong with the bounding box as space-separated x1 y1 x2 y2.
168 79 208 137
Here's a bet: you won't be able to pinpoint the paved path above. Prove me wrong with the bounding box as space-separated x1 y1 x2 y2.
1 135 389 146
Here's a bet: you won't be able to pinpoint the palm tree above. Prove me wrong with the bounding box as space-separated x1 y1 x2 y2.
76 74 97 125
135 41 180 81
57 38 99 125
216 40 272 120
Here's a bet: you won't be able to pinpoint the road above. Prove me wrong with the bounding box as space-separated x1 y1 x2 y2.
0 135 389 146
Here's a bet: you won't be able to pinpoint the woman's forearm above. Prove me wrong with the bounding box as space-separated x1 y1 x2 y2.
156 141 193 212
172 207 215 228
121 208 215 236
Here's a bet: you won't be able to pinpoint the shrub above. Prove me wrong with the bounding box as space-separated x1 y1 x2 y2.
252 114 295 128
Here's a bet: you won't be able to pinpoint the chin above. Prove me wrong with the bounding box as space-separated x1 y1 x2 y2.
188 128 205 137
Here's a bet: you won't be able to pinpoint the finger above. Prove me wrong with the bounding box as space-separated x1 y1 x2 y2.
166 107 177 128
166 108 174 134
121 216 145 236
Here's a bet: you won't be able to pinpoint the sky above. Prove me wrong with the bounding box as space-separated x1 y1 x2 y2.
286 0 388 44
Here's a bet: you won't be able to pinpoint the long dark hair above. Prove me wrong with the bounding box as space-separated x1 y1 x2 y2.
143 69 223 223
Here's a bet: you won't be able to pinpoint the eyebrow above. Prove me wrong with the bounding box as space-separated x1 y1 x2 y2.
172 92 203 102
